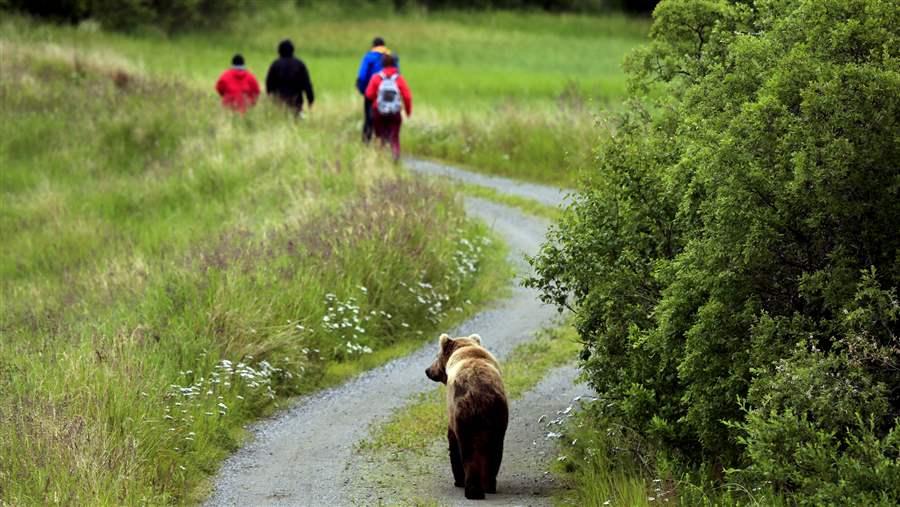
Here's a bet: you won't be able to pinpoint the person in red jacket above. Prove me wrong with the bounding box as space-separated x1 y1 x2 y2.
215 54 260 114
364 53 412 161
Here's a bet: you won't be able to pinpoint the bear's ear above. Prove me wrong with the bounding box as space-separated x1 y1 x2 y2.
439 333 452 349
469 334 482 345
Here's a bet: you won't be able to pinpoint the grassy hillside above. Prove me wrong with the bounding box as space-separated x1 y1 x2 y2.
1 5 648 186
0 40 509 504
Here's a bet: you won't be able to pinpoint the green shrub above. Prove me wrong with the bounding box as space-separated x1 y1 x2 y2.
296 0 660 14
528 0 900 501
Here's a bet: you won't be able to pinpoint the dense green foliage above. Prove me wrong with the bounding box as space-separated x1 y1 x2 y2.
297 0 659 14
2 0 240 32
1 0 657 34
529 0 900 502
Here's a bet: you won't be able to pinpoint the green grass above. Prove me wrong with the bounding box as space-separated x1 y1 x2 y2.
552 405 791 507
551 412 663 507
0 4 647 187
359 325 581 455
0 43 510 504
551 417 792 507
461 182 563 221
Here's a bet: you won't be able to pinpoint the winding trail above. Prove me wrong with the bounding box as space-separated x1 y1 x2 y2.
206 159 587 506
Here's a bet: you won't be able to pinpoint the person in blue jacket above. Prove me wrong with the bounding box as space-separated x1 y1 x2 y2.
356 37 398 143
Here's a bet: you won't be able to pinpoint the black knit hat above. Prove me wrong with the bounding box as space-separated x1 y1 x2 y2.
232 54 245 66
278 39 294 57
373 36 385 47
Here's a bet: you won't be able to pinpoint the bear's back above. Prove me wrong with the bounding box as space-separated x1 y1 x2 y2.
446 346 508 430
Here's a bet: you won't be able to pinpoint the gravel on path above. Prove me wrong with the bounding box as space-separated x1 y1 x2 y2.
404 158 574 209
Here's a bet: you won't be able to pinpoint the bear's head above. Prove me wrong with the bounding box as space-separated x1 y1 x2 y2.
425 333 482 384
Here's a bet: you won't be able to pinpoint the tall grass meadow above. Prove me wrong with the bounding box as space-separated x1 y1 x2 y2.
1 5 648 186
0 39 507 503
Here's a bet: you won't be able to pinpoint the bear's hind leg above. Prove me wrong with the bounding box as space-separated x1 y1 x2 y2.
486 439 504 494
463 456 487 500
460 435 487 500
448 429 464 487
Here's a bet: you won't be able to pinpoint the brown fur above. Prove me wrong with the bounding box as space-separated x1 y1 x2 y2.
426 333 508 500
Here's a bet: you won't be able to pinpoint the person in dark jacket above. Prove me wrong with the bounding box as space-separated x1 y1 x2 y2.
266 39 314 114
356 37 397 143
215 54 260 114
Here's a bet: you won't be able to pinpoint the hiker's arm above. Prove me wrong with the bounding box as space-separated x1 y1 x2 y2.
215 75 226 96
301 64 314 106
364 75 379 101
265 64 275 94
399 77 412 116
356 55 370 95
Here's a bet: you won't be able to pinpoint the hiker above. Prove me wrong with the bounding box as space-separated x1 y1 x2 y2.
266 39 315 115
364 53 412 161
215 54 260 113
356 37 398 143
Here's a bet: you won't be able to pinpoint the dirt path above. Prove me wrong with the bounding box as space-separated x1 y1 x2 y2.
206 160 585 506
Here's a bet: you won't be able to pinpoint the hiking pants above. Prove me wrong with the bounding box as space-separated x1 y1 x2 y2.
373 112 402 161
363 98 374 143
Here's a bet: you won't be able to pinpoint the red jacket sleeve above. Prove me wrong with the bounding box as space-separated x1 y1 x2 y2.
365 73 381 102
215 72 227 97
397 76 412 116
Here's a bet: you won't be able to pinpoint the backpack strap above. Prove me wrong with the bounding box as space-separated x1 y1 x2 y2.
378 71 398 82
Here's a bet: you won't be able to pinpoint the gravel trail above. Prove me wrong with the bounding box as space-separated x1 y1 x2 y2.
205 160 584 506
404 158 574 209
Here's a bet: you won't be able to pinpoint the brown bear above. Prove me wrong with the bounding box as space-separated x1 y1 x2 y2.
425 333 509 500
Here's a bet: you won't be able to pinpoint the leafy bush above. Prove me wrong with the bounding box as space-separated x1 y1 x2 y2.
528 0 900 500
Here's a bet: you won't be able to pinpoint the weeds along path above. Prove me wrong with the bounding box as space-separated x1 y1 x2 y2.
206 159 581 506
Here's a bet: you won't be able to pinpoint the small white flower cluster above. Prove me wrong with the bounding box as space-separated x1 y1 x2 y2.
399 280 450 324
213 358 287 397
647 478 673 503
316 233 489 358
403 234 491 325
321 292 374 357
452 235 489 280
162 356 290 451
541 400 580 439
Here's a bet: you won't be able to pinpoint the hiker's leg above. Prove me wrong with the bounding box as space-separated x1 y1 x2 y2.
373 113 388 147
363 99 374 143
389 117 401 161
